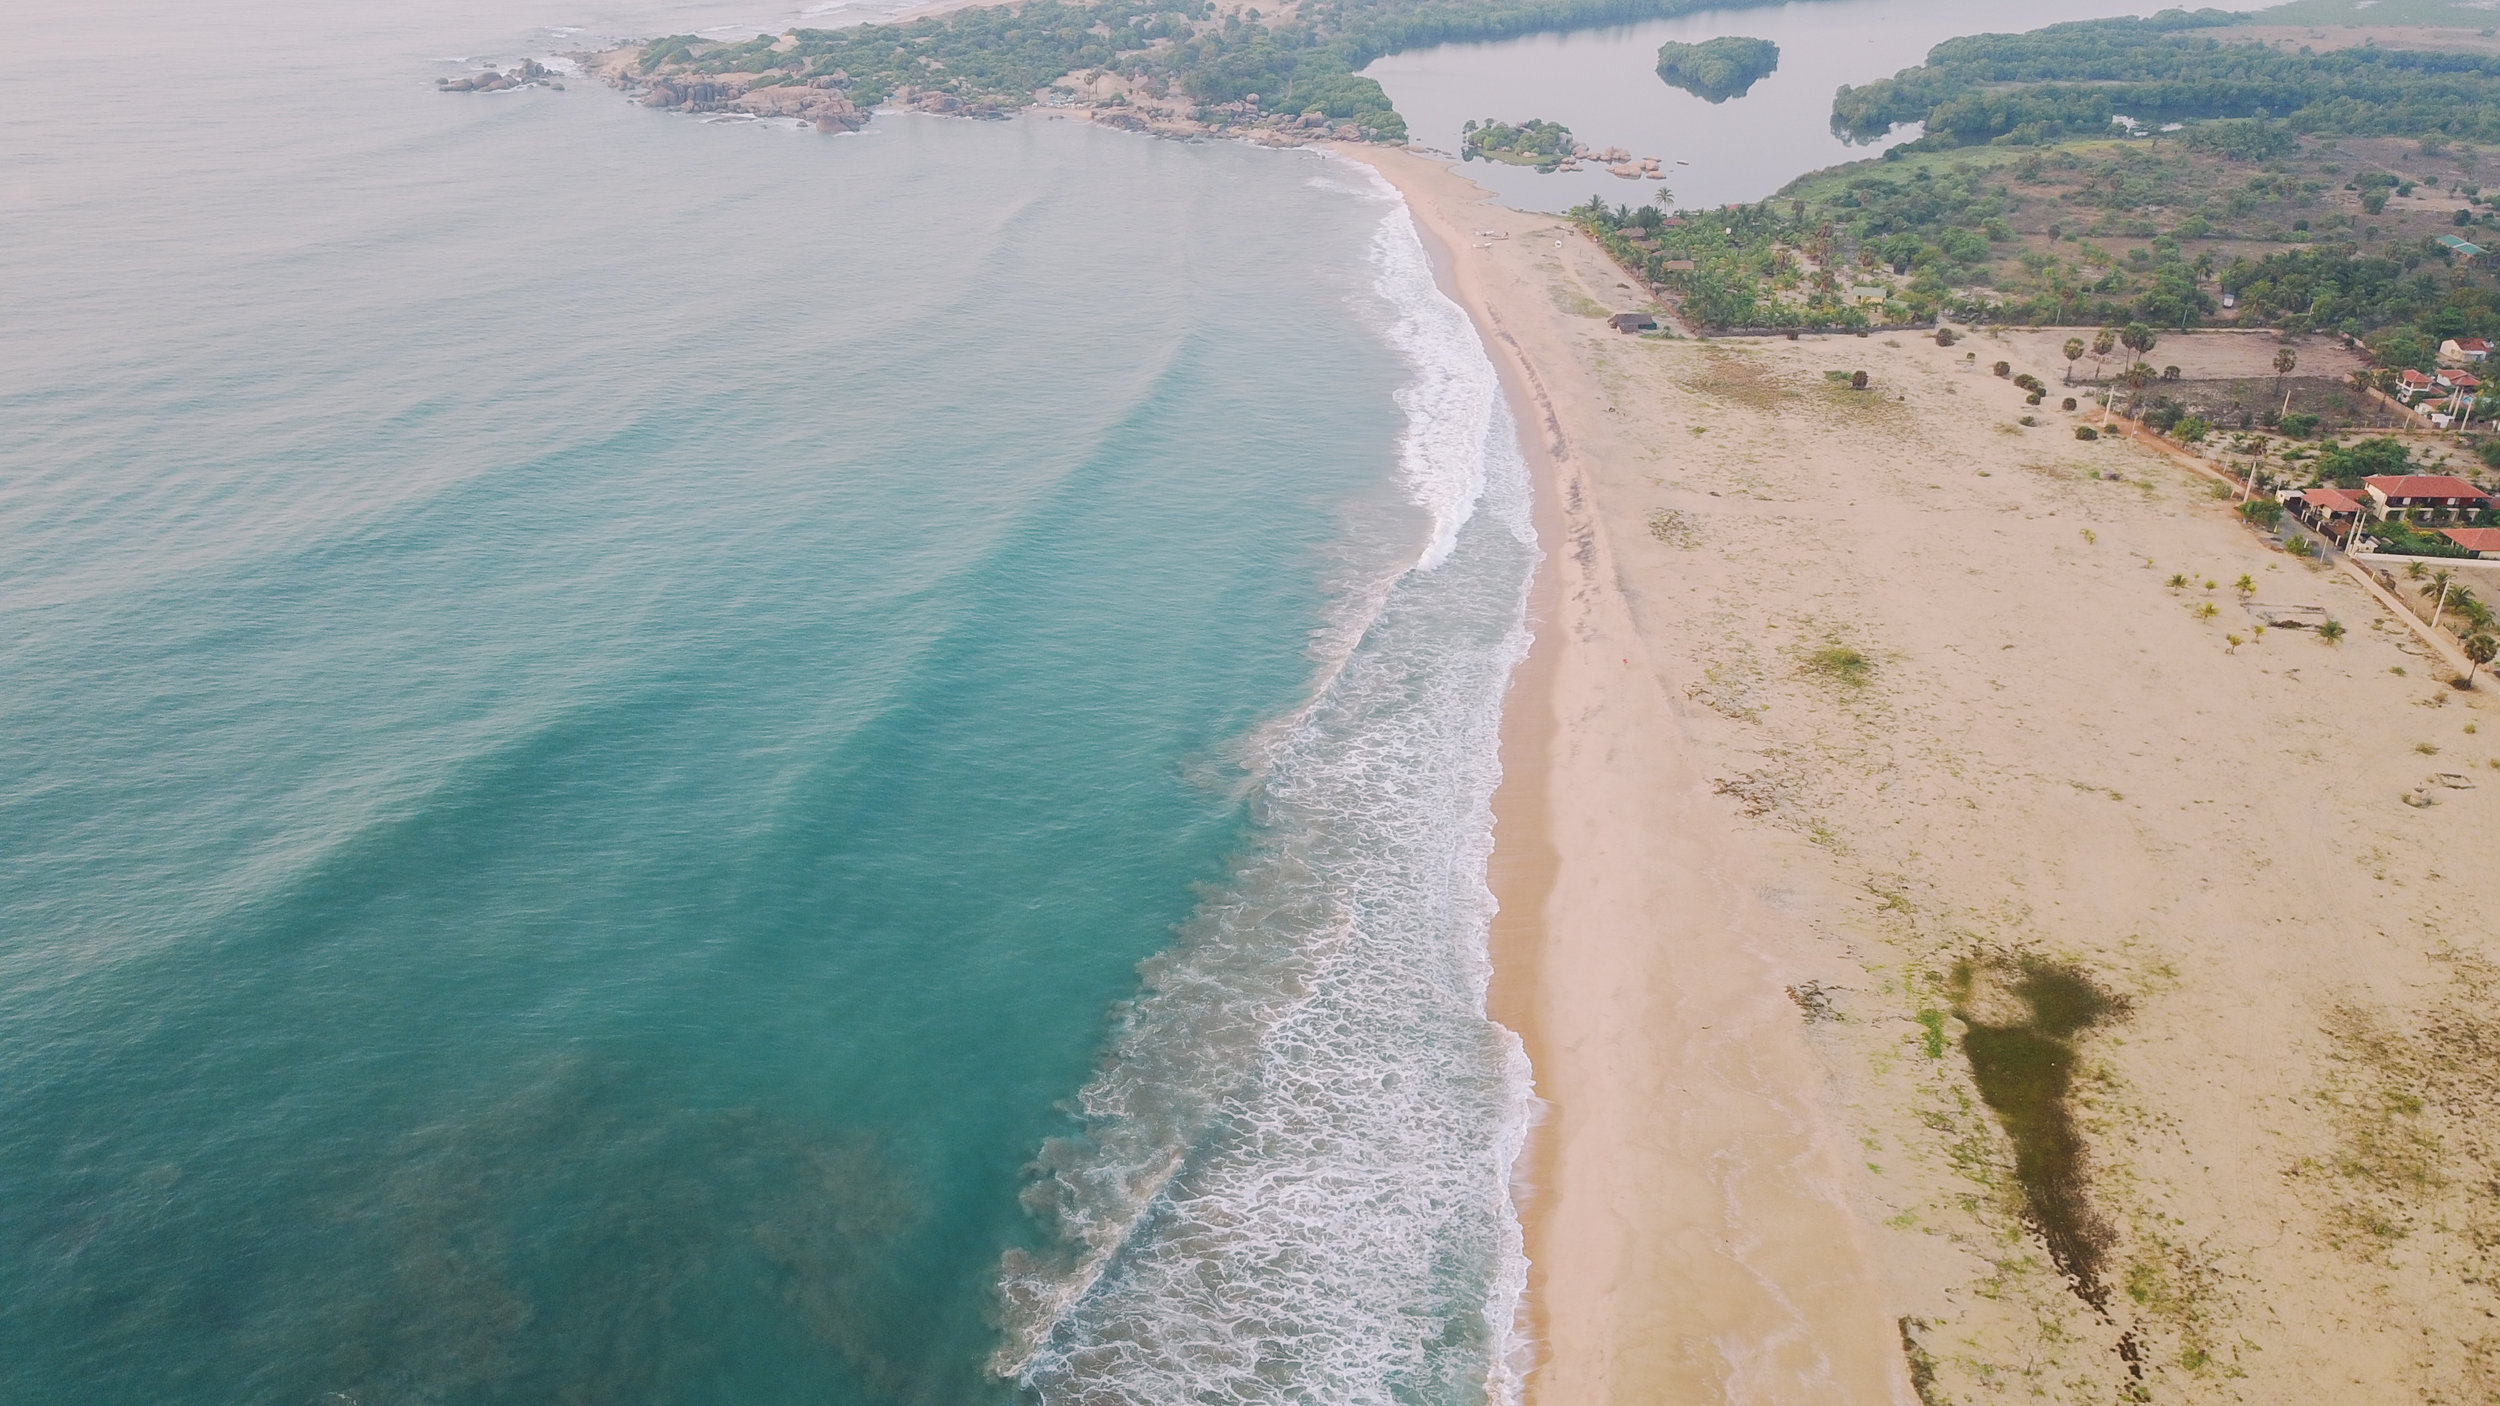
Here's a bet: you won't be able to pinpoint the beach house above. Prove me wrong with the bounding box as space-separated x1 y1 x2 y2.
2396 369 2438 402
2290 486 2367 543
2441 527 2500 559
2361 474 2492 521
2441 336 2492 364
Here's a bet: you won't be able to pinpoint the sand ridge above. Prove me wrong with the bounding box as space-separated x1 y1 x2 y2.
1340 142 2500 1406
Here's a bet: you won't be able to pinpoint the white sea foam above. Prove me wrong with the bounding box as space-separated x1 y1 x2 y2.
1366 187 1498 572
995 189 1539 1406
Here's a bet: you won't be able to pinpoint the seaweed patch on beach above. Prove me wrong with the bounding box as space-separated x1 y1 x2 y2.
1683 349 1792 413
2297 949 2500 1270
1802 644 1874 689
1950 956 2127 1310
1645 507 1701 548
1812 374 1911 427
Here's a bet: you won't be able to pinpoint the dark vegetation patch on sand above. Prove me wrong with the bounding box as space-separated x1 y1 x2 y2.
1950 956 2129 1308
1681 350 1792 412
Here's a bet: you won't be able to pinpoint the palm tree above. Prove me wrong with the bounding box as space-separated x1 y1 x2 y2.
2121 322 2157 362
2373 368 2403 426
2428 569 2456 631
2453 590 2494 636
2119 361 2155 421
2348 368 2378 425
2466 632 2498 686
2091 325 2118 382
2273 346 2298 418
2063 337 2085 384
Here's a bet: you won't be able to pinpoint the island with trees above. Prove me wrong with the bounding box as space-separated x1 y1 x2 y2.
1462 118 1575 170
1652 36 1778 102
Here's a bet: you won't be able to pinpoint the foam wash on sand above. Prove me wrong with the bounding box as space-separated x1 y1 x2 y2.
999 183 1541 1406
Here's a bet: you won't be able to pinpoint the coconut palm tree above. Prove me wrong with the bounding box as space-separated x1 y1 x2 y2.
2063 337 2085 384
2273 346 2298 417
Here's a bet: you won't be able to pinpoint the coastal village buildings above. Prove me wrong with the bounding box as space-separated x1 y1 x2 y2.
2440 336 2491 364
2387 363 2488 428
2442 526 2500 558
2361 475 2492 521
2288 486 2367 543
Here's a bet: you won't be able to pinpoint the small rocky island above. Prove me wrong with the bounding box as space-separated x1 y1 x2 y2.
1653 36 1779 103
1462 118 1575 170
438 58 564 93
1463 118 1668 179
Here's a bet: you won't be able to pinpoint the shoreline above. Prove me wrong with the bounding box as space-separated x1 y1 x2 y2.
1339 143 1910 1405
1399 163 1569 1391
1348 135 2500 1405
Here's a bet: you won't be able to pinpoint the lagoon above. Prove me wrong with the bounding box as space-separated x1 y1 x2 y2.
1364 0 2238 213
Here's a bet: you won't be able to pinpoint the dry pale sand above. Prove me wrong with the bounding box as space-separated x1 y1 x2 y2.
1341 143 2500 1406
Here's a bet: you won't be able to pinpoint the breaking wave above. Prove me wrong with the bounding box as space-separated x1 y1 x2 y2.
994 184 1540 1406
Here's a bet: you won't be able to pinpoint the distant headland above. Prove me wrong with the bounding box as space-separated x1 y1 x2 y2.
575 0 1877 144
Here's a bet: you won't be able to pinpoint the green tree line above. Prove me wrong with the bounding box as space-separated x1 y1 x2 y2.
1833 12 2500 147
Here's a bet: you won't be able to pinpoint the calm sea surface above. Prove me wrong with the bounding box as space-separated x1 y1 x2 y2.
0 3 1535 1402
1364 0 2243 213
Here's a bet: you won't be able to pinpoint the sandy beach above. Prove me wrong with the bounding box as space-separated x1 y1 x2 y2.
1340 143 2500 1405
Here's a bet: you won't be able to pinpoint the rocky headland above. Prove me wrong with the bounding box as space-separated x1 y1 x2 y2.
582 47 873 131
582 20 1400 146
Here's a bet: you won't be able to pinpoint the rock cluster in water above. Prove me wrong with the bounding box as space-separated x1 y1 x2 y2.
438 58 563 93
1555 145 1667 180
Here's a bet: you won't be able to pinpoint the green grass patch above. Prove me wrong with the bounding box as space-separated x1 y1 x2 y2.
1806 645 1874 686
1916 1008 1949 1059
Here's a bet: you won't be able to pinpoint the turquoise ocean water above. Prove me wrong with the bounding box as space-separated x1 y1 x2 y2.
0 3 1536 1402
